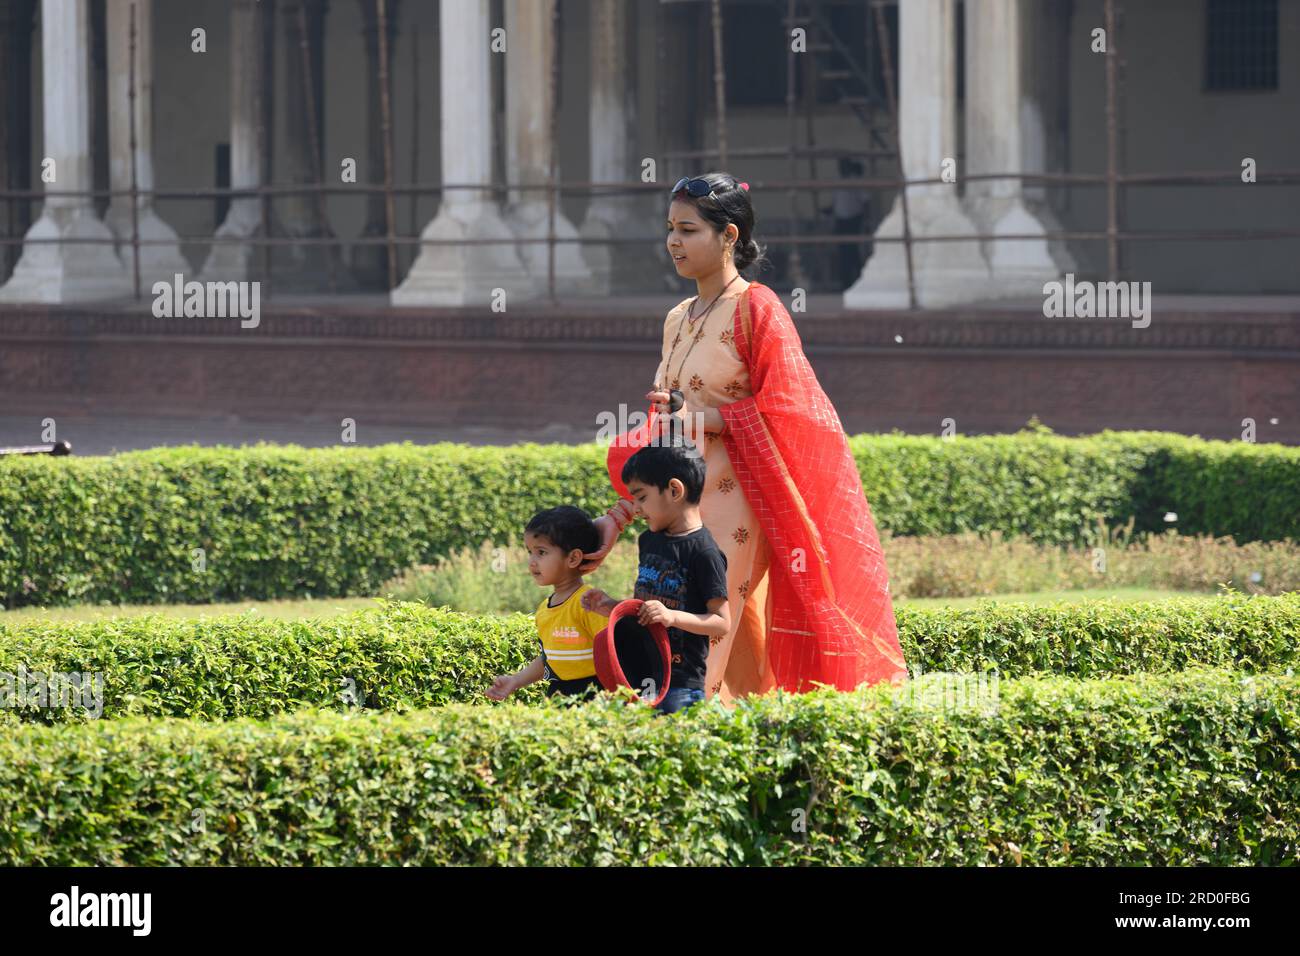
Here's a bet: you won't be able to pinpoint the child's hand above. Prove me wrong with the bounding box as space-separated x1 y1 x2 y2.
581 588 615 616
485 674 517 701
638 600 676 629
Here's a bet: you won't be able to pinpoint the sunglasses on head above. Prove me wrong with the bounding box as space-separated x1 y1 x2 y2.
671 177 750 199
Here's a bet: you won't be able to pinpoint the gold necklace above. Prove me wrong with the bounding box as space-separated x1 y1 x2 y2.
663 299 718 391
685 273 740 328
660 276 741 390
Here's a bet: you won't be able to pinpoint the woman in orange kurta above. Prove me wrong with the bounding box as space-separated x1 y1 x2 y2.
582 172 906 701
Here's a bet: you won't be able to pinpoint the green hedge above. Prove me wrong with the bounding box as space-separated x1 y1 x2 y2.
852 429 1300 545
0 666 1294 865
2 431 1297 608
2 595 1296 723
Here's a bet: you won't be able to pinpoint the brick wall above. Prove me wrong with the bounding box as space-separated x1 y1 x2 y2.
1 298 1297 445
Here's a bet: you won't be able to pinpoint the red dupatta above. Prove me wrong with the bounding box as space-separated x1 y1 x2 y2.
606 282 907 694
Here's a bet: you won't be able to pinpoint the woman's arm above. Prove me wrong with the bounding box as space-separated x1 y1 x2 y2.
578 498 636 574
647 391 726 439
697 405 725 434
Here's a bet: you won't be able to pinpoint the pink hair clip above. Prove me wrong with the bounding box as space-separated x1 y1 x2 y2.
739 181 750 191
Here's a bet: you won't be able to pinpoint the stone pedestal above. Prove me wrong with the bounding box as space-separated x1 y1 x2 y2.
0 0 132 303
392 0 533 306
845 0 988 308
502 0 594 296
103 0 191 289
964 0 1073 299
202 0 276 283
578 0 661 294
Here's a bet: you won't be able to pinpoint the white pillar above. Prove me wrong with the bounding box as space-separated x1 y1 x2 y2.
844 0 988 308
104 0 191 287
578 0 659 294
964 0 1072 296
0 0 131 302
202 0 274 282
502 0 594 295
392 0 533 305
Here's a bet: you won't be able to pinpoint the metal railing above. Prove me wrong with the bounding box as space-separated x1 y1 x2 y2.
0 441 73 456
1 0 1298 305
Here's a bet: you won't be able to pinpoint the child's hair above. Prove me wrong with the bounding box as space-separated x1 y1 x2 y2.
525 506 601 557
621 441 707 504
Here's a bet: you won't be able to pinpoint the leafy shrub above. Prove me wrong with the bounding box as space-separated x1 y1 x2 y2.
1 594 1296 723
0 666 1293 865
2 431 1295 608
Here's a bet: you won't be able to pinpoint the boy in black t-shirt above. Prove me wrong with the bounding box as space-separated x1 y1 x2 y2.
582 440 731 715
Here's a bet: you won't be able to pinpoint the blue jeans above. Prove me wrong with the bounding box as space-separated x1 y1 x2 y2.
655 686 705 715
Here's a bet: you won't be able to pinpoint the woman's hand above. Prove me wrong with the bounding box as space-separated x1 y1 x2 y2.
580 499 635 574
647 388 700 444
647 389 723 443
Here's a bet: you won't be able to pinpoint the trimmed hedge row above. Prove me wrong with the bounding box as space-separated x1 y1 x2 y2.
2 595 1296 723
852 429 1300 547
0 666 1294 865
2 431 1297 608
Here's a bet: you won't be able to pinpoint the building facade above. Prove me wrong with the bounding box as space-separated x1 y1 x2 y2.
0 0 1296 304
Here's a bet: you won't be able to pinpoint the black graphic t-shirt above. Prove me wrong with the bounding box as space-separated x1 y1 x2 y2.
633 526 729 691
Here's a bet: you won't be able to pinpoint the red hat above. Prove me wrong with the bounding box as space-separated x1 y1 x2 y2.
593 599 672 706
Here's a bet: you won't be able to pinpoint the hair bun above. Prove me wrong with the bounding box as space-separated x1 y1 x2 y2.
734 237 762 271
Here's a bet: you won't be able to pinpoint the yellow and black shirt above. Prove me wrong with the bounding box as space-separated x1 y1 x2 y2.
535 583 610 697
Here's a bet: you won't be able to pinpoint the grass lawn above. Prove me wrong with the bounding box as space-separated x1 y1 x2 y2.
0 587 1219 625
0 595 382 625
896 586 1218 610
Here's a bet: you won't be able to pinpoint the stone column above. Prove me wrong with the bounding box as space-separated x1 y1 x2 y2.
1 0 37 282
579 0 660 294
844 0 988 308
0 0 131 302
103 0 190 287
392 0 532 305
201 0 276 282
502 0 594 295
351 0 399 289
273 0 354 291
963 0 1072 296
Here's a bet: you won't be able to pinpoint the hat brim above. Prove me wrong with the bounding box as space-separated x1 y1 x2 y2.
593 599 673 706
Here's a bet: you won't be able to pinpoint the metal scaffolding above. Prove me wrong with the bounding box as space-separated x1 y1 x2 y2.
1 0 1298 304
